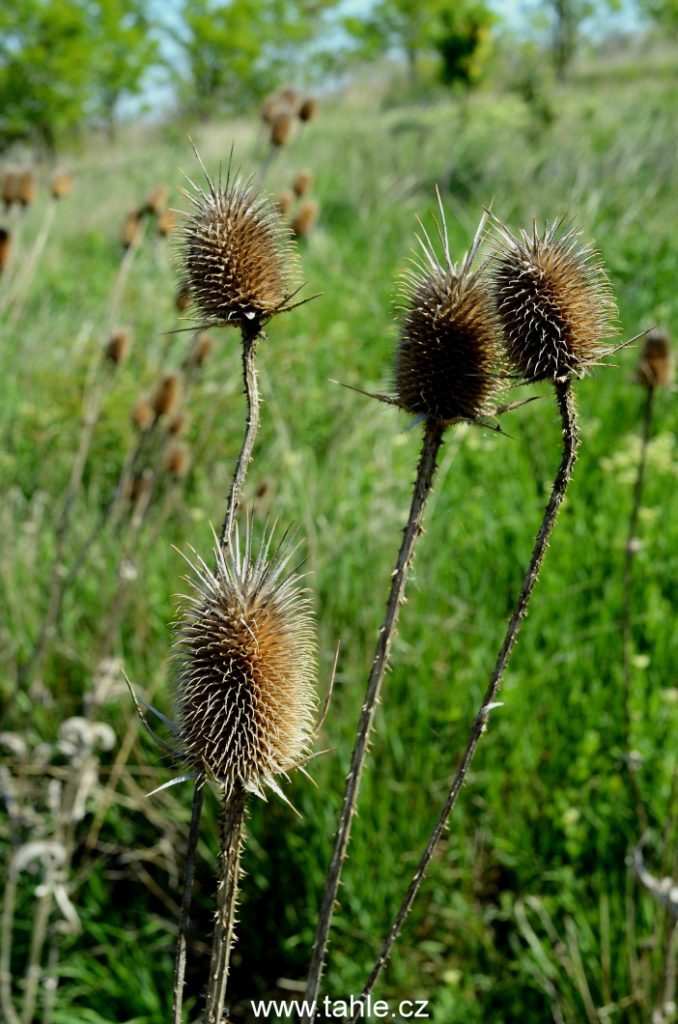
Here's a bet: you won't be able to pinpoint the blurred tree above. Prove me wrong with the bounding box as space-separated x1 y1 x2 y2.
538 0 623 81
435 3 495 89
638 0 678 30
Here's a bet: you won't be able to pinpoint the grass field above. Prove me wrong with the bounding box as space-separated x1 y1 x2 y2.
1 58 676 1024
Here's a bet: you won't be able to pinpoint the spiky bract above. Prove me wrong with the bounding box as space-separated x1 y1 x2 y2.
179 163 299 333
174 528 317 800
394 210 502 423
490 219 617 382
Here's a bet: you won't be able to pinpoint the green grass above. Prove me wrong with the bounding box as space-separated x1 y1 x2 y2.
1 61 676 1024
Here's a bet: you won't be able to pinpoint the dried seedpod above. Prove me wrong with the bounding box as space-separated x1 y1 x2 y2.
635 328 673 389
276 189 295 216
174 525 317 798
168 411 190 436
157 209 176 237
292 169 313 197
17 170 36 207
164 441 191 479
271 111 294 148
490 217 617 382
175 281 191 312
2 171 18 210
144 184 168 216
131 397 154 431
298 97 317 123
105 328 132 365
152 372 183 418
121 209 144 249
0 228 10 272
179 159 300 333
51 172 75 200
394 207 502 423
291 199 319 239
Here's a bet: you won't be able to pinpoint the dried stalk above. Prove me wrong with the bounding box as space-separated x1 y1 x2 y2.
302 417 446 1014
172 782 205 1024
219 330 260 550
352 379 579 1010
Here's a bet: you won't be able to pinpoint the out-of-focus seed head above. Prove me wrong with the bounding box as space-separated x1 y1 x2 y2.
174 526 317 799
152 372 183 418
175 281 191 312
17 170 36 207
271 112 294 148
187 331 214 369
144 184 168 216
0 228 11 273
164 441 191 478
168 410 190 436
276 189 295 216
121 209 143 249
178 157 300 333
128 468 154 509
636 328 674 389
105 328 132 365
298 97 317 123
51 172 75 200
293 169 313 197
490 217 617 382
394 204 502 423
291 199 319 239
157 209 176 237
2 171 18 210
131 397 153 431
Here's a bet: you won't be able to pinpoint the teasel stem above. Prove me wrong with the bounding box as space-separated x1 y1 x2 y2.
351 379 579 1012
302 417 446 1014
621 386 654 836
4 201 58 329
172 780 205 1024
219 328 260 551
204 786 247 1024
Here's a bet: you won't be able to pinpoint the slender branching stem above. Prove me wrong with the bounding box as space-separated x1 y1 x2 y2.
302 417 446 1015
0 871 20 1024
621 386 654 835
172 781 205 1024
219 329 260 550
352 380 579 1012
204 787 246 1024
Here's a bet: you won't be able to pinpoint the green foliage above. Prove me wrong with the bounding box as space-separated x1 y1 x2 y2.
640 0 678 30
434 3 495 89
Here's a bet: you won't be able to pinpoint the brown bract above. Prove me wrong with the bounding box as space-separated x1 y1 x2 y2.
490 218 617 382
179 164 299 333
174 529 317 800
636 329 673 389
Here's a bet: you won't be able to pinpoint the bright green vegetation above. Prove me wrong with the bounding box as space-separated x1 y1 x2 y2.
1 61 676 1024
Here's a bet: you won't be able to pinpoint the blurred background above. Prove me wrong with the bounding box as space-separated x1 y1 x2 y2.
0 2 676 1022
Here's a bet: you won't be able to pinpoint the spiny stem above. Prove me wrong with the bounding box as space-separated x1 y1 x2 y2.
621 386 654 836
172 781 205 1024
204 787 246 1024
352 379 579 1011
302 417 445 1016
219 329 260 551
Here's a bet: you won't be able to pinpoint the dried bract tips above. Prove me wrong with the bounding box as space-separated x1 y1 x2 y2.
51 172 75 200
179 157 300 332
490 217 617 382
394 208 502 423
105 328 132 365
635 329 673 389
152 372 183 418
174 526 317 799
292 199 319 239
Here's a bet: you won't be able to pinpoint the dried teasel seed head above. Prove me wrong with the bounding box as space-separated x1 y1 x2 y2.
131 397 154 431
152 372 183 417
128 468 154 509
394 205 502 423
291 199 319 239
276 189 295 216
636 329 674 389
174 526 317 798
157 209 176 237
121 209 143 249
51 172 75 200
292 169 313 197
262 92 281 124
175 281 191 312
490 217 617 382
298 97 317 123
164 441 191 478
279 87 299 109
187 331 214 368
179 157 300 332
17 170 36 207
0 228 11 273
105 328 132 365
168 410 190 436
144 184 168 216
2 171 18 210
271 111 294 147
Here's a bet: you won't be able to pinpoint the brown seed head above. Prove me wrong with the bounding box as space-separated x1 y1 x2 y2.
179 160 300 332
0 228 11 273
291 199 319 238
157 209 176 237
122 209 143 249
394 207 502 423
293 169 313 197
174 527 317 798
187 331 214 368
490 217 617 382
636 329 673 389
271 112 294 147
129 468 154 508
164 441 191 478
279 87 299 109
298 97 317 123
262 92 281 124
17 170 36 207
144 184 168 215
168 410 190 436
51 172 75 200
276 189 295 216
152 372 183 417
131 397 154 431
2 171 18 209
175 281 191 312
105 328 132 365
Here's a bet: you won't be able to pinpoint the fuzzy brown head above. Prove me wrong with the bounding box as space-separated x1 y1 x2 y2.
152 372 182 417
298 97 317 123
271 111 294 148
175 281 191 312
291 199 319 239
51 172 75 200
164 441 191 478
131 397 153 431
168 410 190 436
394 209 502 423
636 329 673 389
293 169 313 197
122 209 143 249
276 189 295 216
17 170 36 207
0 228 10 273
490 218 617 382
2 171 18 210
105 328 132 365
178 162 299 332
174 528 317 798
157 209 176 237
144 184 168 216
187 331 214 368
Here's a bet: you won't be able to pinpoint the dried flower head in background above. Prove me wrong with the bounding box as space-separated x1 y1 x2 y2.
271 111 294 148
131 397 153 431
122 209 143 249
2 170 18 210
298 97 317 123
293 169 313 197
175 281 191 312
174 527 317 799
179 157 300 333
394 204 502 423
51 172 75 200
157 209 176 237
18 170 36 207
105 328 132 365
276 189 295 216
187 331 214 368
490 217 617 382
144 184 168 216
0 228 10 273
291 199 319 239
164 441 191 479
635 328 673 389
152 372 183 418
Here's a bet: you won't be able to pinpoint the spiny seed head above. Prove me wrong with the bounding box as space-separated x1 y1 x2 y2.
178 158 300 332
394 206 502 423
51 172 75 200
292 199 319 239
122 209 143 249
298 97 317 123
152 372 182 417
490 217 617 382
105 328 132 365
293 169 313 197
0 228 10 273
174 527 317 799
271 111 294 147
131 397 153 431
636 329 673 389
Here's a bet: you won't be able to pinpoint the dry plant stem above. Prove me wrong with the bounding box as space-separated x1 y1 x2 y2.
219 329 260 550
172 781 205 1024
302 418 446 1015
106 220 147 330
204 787 246 1024
5 202 58 328
21 868 54 1024
0 871 20 1024
352 380 579 1012
621 386 654 836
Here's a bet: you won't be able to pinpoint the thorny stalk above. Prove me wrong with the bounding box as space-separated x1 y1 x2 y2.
172 783 205 1024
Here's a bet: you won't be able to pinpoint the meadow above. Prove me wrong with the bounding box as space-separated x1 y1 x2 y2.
0 57 676 1024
